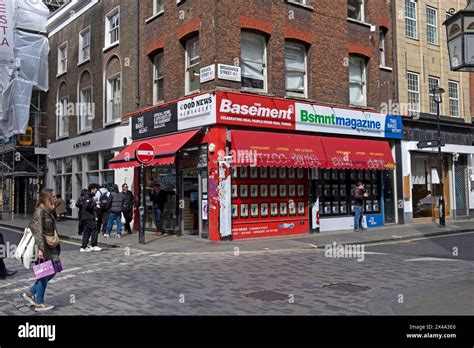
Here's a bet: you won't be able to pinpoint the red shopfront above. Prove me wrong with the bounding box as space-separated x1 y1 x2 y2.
110 91 402 241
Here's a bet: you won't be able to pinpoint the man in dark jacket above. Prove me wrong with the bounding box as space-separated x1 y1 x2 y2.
150 183 175 236
105 184 125 238
80 184 102 252
352 181 368 232
75 189 89 236
0 233 17 279
121 183 135 234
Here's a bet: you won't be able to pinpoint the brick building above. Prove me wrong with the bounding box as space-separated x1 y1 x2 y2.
105 0 402 241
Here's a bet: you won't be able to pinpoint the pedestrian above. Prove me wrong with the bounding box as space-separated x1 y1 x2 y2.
21 188 61 311
0 232 17 279
105 184 124 239
80 184 102 252
352 181 369 232
95 185 110 236
54 194 67 221
75 189 89 236
121 183 135 235
149 183 175 236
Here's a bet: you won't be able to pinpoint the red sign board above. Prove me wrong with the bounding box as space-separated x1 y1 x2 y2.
135 142 155 164
217 91 296 131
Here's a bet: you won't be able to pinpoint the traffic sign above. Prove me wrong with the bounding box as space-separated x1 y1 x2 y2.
135 142 155 164
417 140 445 149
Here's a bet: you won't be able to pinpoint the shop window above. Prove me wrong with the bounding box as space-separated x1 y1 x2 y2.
405 0 418 39
185 37 200 95
153 52 164 104
428 76 440 114
349 55 367 106
88 153 99 171
285 42 307 97
55 159 62 175
348 0 364 22
241 31 267 91
102 150 115 170
64 157 72 174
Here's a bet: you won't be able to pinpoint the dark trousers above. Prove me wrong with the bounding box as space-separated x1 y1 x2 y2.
78 216 84 235
123 209 133 234
0 233 6 273
81 219 98 249
97 209 109 233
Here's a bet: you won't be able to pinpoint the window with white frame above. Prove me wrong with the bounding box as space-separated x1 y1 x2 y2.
105 7 119 48
58 42 68 74
185 37 200 95
449 81 460 117
407 72 420 113
57 97 69 138
348 0 364 22
405 0 417 39
285 42 307 97
106 74 121 123
79 87 93 132
153 52 164 104
379 28 388 67
79 28 90 63
241 32 267 91
426 6 438 45
349 55 367 106
154 0 164 15
428 76 440 114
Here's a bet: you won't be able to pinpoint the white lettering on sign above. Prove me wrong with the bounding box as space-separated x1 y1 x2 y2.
220 99 293 120
137 150 153 156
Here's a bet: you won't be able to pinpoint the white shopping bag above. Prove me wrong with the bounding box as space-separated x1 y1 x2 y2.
361 216 368 229
14 227 36 269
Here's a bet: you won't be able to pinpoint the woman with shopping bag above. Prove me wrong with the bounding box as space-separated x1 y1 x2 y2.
21 188 62 312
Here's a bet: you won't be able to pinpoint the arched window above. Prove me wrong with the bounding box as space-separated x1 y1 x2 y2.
57 81 69 138
104 55 122 124
78 70 93 133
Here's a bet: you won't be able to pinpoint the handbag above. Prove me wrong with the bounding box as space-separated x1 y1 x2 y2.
14 227 36 269
33 259 56 280
44 230 59 248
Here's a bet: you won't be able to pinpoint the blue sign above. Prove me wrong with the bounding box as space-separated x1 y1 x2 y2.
384 115 403 139
366 214 384 228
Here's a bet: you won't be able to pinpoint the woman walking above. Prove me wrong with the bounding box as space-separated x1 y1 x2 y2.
22 188 62 312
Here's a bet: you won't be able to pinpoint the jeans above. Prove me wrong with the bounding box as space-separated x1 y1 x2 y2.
30 267 55 305
107 212 122 236
153 208 163 231
354 205 363 230
81 219 98 248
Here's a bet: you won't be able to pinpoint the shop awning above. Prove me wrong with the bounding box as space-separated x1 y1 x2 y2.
109 130 200 169
321 137 395 170
230 130 328 168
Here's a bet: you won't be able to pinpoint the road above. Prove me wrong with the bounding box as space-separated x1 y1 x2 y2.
0 227 472 315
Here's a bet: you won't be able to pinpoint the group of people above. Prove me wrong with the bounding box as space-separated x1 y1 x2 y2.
76 183 135 252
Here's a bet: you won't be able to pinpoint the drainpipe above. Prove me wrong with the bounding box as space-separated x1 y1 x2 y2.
135 0 141 109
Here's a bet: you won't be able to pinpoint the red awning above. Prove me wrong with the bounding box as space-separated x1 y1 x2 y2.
321 137 395 170
231 130 327 168
109 130 200 169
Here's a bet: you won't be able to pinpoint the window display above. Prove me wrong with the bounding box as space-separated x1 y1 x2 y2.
323 184 330 197
232 166 238 178
340 201 347 214
260 185 268 198
297 168 304 179
232 204 238 218
289 202 296 216
298 185 305 197
261 203 268 217
231 184 238 198
288 168 296 179
270 167 277 179
332 202 340 214
271 203 278 216
298 202 305 215
279 167 286 179
289 185 296 197
331 184 338 196
279 185 287 197
365 200 372 212
280 202 287 216
324 202 331 215
331 170 339 180
260 167 268 179
240 167 248 178
270 185 278 197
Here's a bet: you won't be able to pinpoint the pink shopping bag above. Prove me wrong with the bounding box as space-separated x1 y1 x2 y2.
33 260 56 280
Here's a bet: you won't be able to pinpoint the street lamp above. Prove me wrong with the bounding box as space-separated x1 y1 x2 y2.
444 1 474 72
431 85 446 227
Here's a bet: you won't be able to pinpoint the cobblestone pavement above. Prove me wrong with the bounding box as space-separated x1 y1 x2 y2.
1 233 473 316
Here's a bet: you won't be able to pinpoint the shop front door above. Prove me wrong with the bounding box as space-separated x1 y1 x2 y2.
181 170 200 236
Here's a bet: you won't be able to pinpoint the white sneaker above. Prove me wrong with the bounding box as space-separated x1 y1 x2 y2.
116 234 121 239
35 303 55 312
80 247 92 253
90 246 102 252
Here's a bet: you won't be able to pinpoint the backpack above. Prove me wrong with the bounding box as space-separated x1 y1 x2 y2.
99 191 109 209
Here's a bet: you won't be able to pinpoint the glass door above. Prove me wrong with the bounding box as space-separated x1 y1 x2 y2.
181 169 199 235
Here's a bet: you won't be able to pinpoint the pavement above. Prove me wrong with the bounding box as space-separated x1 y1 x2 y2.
0 213 473 254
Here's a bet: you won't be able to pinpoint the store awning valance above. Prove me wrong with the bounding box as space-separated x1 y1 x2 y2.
109 130 200 169
321 137 395 170
230 130 328 168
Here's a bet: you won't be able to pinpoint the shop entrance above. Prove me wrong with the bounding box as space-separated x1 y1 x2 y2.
180 169 208 238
